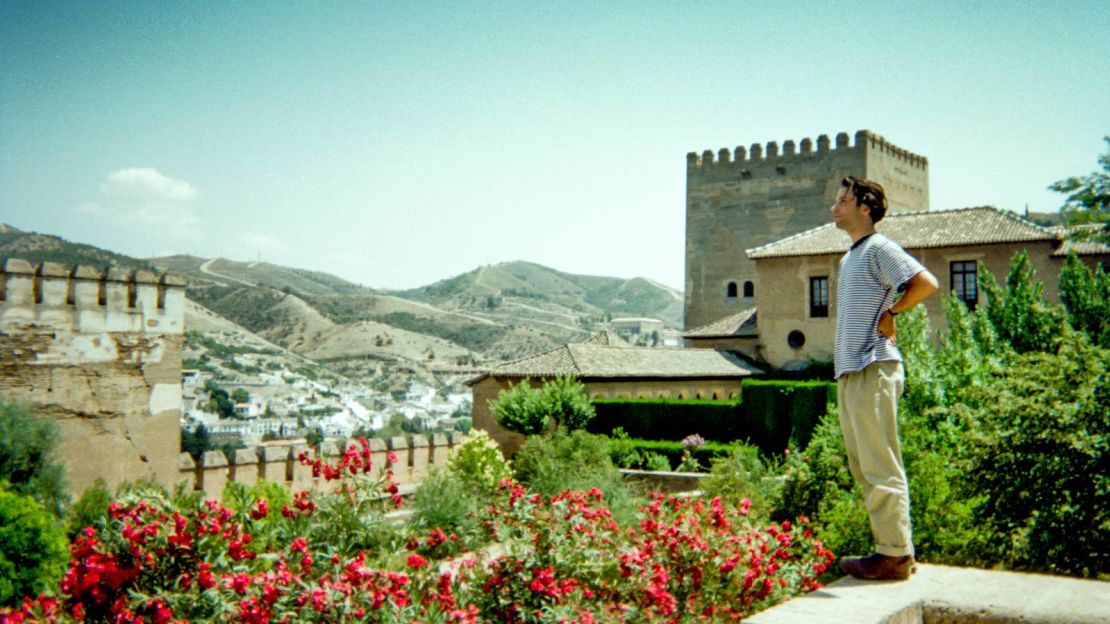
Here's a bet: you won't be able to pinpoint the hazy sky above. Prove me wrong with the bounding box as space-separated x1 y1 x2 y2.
3 1 1108 290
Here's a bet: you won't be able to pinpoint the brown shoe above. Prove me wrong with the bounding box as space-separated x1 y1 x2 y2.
839 553 914 581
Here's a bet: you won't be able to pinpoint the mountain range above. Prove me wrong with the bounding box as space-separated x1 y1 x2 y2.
1 226 684 385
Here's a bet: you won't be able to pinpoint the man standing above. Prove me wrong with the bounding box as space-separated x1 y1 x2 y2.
830 176 938 581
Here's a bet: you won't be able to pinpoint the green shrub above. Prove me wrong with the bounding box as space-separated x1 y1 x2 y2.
492 377 595 436
700 443 781 522
0 399 68 517
738 380 833 453
960 333 1108 577
69 477 112 538
589 397 746 442
446 429 512 496
0 484 69 607
512 429 641 526
409 469 485 555
605 435 733 471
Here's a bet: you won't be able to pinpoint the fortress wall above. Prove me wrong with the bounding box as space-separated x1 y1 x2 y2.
178 434 461 499
684 130 929 332
860 130 930 217
0 258 186 494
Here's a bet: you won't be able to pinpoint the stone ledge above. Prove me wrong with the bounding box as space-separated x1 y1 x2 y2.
747 564 1109 624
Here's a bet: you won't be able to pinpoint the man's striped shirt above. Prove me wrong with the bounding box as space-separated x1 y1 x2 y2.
834 233 925 378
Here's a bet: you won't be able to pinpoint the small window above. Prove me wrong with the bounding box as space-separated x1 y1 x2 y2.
951 261 978 310
743 281 754 297
810 276 829 317
788 330 806 348
726 282 738 298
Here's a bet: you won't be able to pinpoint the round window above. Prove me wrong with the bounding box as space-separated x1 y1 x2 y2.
787 330 806 348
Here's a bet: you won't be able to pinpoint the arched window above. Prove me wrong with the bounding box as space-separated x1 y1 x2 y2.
743 281 754 297
726 282 738 298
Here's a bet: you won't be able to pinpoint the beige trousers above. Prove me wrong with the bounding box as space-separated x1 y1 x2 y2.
837 360 914 557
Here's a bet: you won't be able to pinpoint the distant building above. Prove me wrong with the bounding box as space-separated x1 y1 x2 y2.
610 317 665 336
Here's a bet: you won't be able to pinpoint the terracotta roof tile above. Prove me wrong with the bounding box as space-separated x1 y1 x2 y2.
479 344 762 380
746 207 1102 259
683 308 758 338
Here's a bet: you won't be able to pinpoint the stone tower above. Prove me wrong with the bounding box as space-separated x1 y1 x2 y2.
0 259 186 494
684 129 929 330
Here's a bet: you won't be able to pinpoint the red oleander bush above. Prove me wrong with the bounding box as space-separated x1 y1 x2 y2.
2 437 832 623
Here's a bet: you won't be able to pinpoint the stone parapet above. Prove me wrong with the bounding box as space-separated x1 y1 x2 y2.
1 259 185 335
175 435 464 496
687 129 927 171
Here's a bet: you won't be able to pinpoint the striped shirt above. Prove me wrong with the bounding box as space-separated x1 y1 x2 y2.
834 233 925 378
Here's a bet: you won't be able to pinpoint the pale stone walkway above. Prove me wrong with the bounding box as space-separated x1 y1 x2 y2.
748 564 1109 624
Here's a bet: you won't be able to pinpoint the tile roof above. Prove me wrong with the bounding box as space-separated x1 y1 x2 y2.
683 308 759 338
584 330 629 346
1048 224 1110 257
471 343 762 382
746 206 1109 259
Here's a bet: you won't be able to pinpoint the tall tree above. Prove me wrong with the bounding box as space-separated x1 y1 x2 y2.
1050 136 1110 243
980 251 1067 354
1058 252 1110 348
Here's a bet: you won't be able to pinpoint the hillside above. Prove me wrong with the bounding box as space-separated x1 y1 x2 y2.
394 261 684 331
0 228 675 382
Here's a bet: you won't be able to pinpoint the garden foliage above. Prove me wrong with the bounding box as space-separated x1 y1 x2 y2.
492 376 596 436
605 429 734 472
0 399 69 517
2 436 834 623
589 380 831 454
0 485 69 608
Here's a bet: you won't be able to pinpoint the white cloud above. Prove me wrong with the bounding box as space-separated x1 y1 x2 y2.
78 167 202 239
100 168 199 202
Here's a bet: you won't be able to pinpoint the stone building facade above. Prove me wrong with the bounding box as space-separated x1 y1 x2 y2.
0 258 186 493
687 208 1110 369
684 129 929 330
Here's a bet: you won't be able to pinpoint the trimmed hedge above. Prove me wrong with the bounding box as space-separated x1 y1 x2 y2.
587 398 747 442
610 438 735 471
588 380 833 454
740 380 832 453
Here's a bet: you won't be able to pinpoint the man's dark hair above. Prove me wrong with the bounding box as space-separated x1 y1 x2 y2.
842 176 888 223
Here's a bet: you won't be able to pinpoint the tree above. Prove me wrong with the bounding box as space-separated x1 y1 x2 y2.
0 485 69 607
0 399 68 517
181 424 212 461
231 388 250 404
305 426 325 451
1058 252 1110 348
1050 136 1110 243
204 382 235 419
980 251 1067 354
491 376 596 437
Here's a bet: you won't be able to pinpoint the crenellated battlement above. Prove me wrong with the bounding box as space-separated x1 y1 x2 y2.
687 129 928 171
0 258 186 335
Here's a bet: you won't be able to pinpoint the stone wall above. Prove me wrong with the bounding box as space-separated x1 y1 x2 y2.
177 434 462 500
0 258 185 494
472 376 746 457
684 130 929 331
